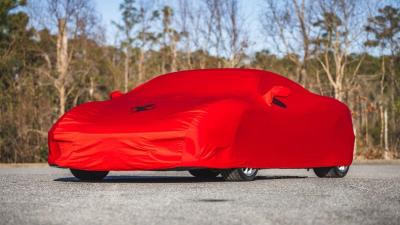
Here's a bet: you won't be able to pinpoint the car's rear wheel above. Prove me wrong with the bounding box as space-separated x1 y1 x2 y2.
188 169 220 178
70 169 109 181
313 166 349 178
221 168 258 181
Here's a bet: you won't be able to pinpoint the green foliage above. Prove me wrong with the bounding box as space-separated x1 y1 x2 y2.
0 0 27 40
365 6 400 50
114 0 139 46
0 0 31 84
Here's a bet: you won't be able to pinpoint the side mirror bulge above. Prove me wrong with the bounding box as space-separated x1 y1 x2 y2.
263 86 291 106
109 90 123 99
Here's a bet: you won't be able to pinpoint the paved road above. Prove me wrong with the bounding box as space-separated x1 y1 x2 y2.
1 165 399 225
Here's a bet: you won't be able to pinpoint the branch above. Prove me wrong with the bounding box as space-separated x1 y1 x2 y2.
25 129 47 138
316 55 336 88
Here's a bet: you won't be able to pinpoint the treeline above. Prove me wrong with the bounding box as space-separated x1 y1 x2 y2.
0 0 399 162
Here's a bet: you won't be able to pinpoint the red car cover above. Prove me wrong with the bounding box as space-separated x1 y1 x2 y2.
48 69 354 171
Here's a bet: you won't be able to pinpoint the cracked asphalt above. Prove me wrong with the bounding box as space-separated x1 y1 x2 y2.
0 164 399 225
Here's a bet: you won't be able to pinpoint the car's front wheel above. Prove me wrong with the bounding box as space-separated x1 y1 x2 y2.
188 169 220 178
313 166 349 178
70 169 109 181
221 168 258 181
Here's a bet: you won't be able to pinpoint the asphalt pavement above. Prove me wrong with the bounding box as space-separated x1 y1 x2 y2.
1 164 399 225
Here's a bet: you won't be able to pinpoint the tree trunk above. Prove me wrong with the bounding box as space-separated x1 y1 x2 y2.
384 108 389 151
161 48 165 74
89 76 94 99
334 83 344 102
380 105 384 147
138 49 144 83
124 47 130 92
364 102 369 147
58 86 66 117
171 43 177 72
200 54 206 69
56 18 68 116
186 42 192 69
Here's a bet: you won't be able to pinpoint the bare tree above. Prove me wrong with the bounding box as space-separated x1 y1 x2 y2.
113 0 140 92
161 6 180 72
223 0 248 67
365 5 400 156
312 0 366 102
189 1 214 68
32 0 98 116
56 18 68 115
204 0 224 67
262 0 315 86
202 0 248 67
177 0 192 69
136 1 159 83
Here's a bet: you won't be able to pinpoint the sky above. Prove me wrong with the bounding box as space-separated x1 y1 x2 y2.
43 0 398 57
21 0 400 57
93 0 267 53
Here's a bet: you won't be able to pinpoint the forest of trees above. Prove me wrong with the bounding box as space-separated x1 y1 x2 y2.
0 0 399 162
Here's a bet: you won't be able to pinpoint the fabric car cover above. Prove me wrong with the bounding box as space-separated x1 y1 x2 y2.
48 69 354 171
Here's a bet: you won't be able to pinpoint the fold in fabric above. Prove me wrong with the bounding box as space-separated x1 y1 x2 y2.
48 69 354 171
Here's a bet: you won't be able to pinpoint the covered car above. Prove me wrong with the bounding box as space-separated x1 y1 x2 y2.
48 69 355 181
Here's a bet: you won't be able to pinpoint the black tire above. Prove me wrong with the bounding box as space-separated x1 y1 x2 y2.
188 169 220 178
221 168 258 181
313 166 349 178
70 169 109 181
